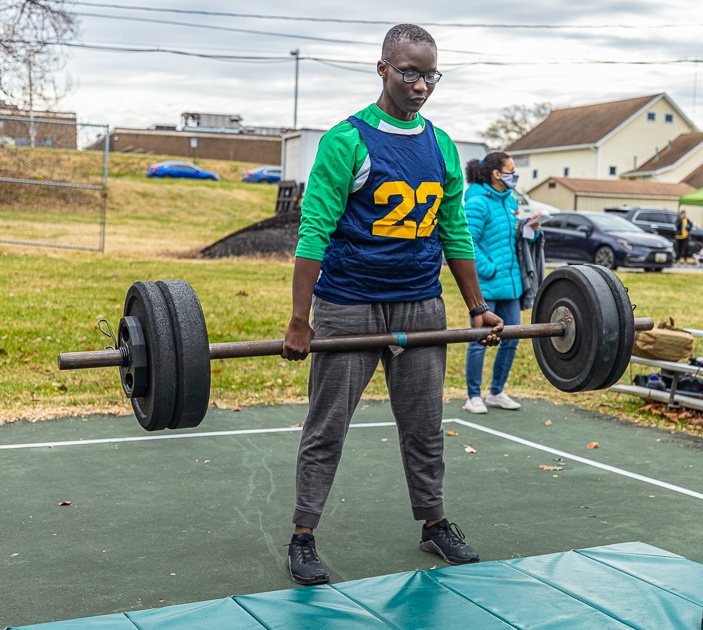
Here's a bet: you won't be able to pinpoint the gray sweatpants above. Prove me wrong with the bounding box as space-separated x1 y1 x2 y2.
292 296 448 529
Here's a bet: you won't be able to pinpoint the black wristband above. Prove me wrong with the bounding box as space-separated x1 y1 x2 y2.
469 303 490 318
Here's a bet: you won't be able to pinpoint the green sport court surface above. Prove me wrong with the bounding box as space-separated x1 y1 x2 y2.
2 398 703 628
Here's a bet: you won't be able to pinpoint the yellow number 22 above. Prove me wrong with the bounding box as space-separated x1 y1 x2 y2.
372 181 443 239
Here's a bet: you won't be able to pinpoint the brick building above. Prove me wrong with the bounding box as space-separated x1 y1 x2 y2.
106 127 282 164
0 101 77 149
97 112 287 165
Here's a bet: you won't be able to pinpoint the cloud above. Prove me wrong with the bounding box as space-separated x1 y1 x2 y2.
55 1 703 140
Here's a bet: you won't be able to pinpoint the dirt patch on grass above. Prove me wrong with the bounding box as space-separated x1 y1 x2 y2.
200 211 300 259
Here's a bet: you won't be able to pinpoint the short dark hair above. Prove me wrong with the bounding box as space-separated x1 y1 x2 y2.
382 24 436 58
465 152 511 184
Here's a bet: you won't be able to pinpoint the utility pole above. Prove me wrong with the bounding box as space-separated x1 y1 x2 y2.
291 49 300 129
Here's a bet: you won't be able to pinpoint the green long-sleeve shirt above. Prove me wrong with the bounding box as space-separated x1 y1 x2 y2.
295 103 475 261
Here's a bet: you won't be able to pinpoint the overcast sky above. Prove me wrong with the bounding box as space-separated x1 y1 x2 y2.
58 0 703 143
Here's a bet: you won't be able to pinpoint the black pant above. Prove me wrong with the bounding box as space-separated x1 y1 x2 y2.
675 238 689 261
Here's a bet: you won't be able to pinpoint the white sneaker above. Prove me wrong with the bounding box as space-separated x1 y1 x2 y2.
485 392 521 410
462 397 487 414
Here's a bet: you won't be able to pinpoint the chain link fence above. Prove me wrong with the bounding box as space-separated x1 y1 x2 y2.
0 114 109 252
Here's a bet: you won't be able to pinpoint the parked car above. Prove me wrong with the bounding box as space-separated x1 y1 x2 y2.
242 166 281 184
541 211 675 271
146 161 220 181
604 206 703 253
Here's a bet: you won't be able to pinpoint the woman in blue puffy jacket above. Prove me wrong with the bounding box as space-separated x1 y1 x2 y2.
462 152 523 414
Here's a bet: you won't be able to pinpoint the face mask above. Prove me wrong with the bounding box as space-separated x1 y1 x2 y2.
500 172 519 189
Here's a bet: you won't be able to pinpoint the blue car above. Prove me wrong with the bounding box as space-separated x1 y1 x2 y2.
242 166 281 184
146 161 220 181
541 211 674 271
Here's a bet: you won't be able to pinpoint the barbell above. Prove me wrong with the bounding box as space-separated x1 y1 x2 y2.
57 264 653 432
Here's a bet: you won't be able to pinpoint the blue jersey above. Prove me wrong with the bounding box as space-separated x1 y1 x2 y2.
314 116 447 304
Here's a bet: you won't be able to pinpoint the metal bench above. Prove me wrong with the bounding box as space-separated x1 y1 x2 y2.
609 328 703 411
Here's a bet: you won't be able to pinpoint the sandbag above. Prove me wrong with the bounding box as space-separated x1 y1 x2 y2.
633 318 694 362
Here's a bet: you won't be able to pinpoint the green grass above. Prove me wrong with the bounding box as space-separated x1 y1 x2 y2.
1 150 702 435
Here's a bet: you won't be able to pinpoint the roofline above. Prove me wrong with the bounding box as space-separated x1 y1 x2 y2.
513 94 699 154
509 143 596 156
621 139 703 178
598 94 698 147
566 191 686 199
527 177 694 197
594 94 665 148
111 127 282 140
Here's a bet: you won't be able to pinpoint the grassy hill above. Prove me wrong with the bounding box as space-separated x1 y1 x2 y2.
0 146 279 256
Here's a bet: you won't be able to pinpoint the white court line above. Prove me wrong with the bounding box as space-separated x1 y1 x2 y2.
450 417 703 502
0 421 398 450
3 417 702 503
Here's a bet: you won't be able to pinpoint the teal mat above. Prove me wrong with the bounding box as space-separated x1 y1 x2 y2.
9 542 703 629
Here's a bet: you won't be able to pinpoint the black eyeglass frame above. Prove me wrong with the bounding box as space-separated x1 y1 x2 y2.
382 59 442 84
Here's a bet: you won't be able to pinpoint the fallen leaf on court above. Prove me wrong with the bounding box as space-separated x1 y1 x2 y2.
360 405 369 411
539 465 564 471
289 422 301 428
446 430 459 436
58 501 72 506
586 442 600 449
463 444 477 453
545 420 552 426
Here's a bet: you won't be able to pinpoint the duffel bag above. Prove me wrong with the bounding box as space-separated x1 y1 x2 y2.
633 317 694 362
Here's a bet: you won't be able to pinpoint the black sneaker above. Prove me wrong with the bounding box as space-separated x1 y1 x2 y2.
287 533 330 585
420 518 480 564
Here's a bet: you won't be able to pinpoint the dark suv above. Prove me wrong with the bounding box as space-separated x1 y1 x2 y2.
604 206 703 253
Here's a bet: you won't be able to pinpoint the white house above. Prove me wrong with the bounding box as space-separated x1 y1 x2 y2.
507 94 697 188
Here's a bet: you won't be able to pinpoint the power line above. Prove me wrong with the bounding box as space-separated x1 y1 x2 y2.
71 2 701 30
71 12 703 62
75 12 380 48
16 40 702 69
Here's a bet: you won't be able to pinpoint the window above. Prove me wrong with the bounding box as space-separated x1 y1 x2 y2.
543 216 562 227
639 211 667 223
665 113 674 123
563 167 570 177
609 166 617 176
532 169 538 179
548 182 556 189
565 215 591 230
647 112 656 121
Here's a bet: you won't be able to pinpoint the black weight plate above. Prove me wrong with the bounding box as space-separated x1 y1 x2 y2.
586 265 635 389
156 280 211 430
124 281 177 431
531 265 619 392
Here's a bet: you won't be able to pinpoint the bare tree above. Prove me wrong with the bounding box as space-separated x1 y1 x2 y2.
479 103 552 150
0 1 79 111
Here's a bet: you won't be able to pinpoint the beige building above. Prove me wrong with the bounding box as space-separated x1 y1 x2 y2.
507 94 696 188
528 178 694 212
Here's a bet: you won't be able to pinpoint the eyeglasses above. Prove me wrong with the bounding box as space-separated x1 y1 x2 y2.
382 59 442 84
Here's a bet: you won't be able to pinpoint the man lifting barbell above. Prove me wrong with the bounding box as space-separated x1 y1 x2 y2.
278 23 504 585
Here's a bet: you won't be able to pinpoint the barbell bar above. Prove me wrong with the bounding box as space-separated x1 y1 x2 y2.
57 264 654 432
58 320 599 370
